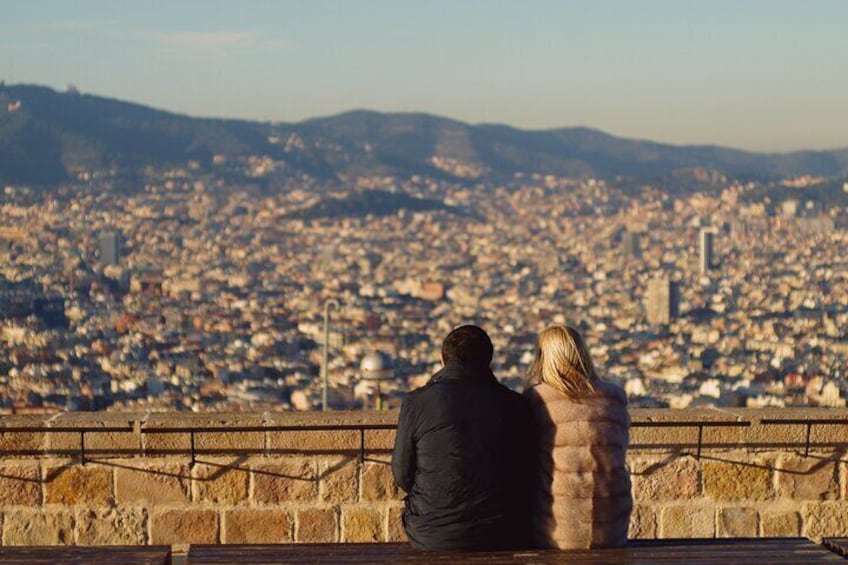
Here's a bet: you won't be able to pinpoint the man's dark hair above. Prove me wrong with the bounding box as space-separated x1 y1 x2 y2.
442 325 493 367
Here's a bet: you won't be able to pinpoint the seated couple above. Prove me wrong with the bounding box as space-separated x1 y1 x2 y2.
391 324 632 551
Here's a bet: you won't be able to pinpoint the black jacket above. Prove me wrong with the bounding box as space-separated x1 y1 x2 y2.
391 362 534 551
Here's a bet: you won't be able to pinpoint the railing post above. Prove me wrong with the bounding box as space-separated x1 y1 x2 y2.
804 423 812 457
80 430 86 466
190 430 196 466
696 425 703 460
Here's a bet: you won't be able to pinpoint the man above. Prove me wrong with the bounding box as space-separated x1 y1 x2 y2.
391 325 534 551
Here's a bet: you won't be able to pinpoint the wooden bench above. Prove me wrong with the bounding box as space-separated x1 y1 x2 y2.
186 538 846 564
824 539 848 558
0 545 171 564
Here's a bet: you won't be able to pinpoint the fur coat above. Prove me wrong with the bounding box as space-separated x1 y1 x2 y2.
524 380 632 549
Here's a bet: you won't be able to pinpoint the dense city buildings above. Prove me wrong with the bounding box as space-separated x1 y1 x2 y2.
1 165 847 413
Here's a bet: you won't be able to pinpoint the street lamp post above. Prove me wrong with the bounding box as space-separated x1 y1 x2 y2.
321 298 339 411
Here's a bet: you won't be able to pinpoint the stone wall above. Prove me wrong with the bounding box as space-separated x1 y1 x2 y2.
0 408 845 546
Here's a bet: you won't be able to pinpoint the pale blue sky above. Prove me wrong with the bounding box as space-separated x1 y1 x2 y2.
2 0 847 151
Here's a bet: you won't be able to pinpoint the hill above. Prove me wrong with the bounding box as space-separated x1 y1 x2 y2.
1 83 847 187
284 189 465 220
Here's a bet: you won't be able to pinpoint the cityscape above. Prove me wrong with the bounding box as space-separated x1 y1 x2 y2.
2 152 847 413
3 4 848 559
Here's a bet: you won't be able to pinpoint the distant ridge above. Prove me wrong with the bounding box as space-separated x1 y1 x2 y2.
1 83 847 187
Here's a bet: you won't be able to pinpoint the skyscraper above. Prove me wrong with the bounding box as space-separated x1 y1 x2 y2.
699 227 717 274
100 230 122 267
621 230 641 261
645 274 679 326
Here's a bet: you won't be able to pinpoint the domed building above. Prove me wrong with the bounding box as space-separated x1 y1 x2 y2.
358 351 394 410
360 350 393 381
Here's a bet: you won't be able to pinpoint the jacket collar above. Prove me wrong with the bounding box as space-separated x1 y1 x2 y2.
429 362 498 384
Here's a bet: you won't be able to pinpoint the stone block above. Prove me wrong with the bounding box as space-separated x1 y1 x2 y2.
630 457 699 501
141 413 253 454
44 464 113 506
660 505 714 538
47 431 140 456
741 423 805 449
142 412 264 454
629 425 698 450
0 431 46 455
268 430 360 454
142 431 191 454
630 409 744 451
361 462 399 501
47 412 142 455
320 457 359 503
150 508 218 545
76 508 147 545
0 415 50 455
776 454 838 500
342 506 383 542
223 509 293 544
192 461 249 504
703 460 773 501
717 507 758 537
0 463 41 505
387 505 405 542
701 425 744 447
262 410 397 455
253 459 318 504
802 501 848 541
195 430 264 454
296 508 338 543
364 429 396 452
2 509 73 545
115 462 190 505
761 510 801 537
628 505 657 539
810 424 848 447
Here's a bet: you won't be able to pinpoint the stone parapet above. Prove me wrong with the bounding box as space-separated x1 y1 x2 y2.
0 408 844 546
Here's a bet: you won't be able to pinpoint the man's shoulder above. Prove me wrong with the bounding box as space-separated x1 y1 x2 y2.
489 380 532 416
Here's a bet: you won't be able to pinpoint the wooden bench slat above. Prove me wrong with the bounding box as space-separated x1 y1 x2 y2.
0 546 171 565
186 539 843 564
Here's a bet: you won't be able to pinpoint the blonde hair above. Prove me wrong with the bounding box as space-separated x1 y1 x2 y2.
529 325 598 399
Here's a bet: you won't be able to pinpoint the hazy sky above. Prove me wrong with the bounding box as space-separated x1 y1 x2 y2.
2 1 847 152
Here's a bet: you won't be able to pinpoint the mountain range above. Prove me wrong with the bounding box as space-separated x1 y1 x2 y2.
1 83 847 188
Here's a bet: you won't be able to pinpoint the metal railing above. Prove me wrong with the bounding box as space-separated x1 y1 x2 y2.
630 420 751 459
0 416 846 465
141 423 397 465
760 418 848 457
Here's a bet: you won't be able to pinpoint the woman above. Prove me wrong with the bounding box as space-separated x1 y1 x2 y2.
524 325 632 549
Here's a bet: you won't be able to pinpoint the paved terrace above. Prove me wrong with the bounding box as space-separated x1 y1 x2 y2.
0 408 845 548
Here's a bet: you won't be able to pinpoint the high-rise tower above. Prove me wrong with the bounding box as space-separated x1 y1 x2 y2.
621 230 641 261
645 274 679 326
699 227 717 274
99 230 122 267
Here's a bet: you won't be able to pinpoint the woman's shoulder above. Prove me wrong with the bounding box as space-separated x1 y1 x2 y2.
523 382 560 404
525 380 627 405
592 380 628 405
